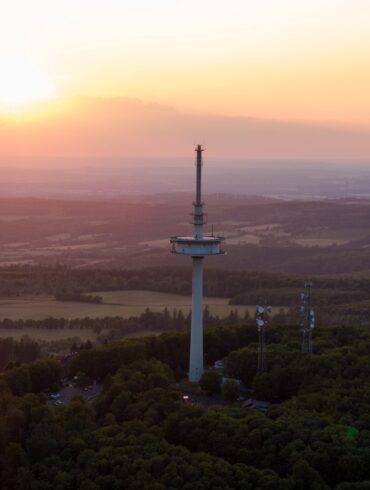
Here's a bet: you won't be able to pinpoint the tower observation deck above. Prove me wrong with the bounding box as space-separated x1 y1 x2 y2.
170 145 224 382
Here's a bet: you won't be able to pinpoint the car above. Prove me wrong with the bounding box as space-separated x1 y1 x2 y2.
49 393 61 401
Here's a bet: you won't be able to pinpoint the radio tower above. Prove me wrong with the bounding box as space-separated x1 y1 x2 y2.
300 281 315 353
256 304 271 375
170 146 225 382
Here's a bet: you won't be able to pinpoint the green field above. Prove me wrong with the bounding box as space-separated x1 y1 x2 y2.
0 290 257 321
0 328 164 343
0 328 95 342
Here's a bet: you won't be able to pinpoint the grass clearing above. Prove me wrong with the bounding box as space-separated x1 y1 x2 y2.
140 239 169 249
0 290 257 321
293 238 349 247
226 234 261 245
0 291 287 344
0 327 162 343
0 328 95 342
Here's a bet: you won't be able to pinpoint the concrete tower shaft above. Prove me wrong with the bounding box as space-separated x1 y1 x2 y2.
189 256 203 381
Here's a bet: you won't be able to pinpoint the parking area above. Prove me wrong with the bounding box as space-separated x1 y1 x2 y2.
47 383 102 407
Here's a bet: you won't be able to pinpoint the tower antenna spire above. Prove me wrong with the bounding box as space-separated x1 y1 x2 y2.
170 145 225 382
194 144 205 239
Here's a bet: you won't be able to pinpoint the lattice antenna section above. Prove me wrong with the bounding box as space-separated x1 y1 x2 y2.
300 281 315 354
256 304 272 375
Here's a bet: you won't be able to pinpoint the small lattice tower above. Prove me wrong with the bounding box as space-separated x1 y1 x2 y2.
300 281 315 354
256 305 271 375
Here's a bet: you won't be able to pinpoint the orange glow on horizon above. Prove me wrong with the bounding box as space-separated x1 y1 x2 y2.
0 0 369 159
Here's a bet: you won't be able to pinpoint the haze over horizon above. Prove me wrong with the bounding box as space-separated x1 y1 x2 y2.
1 95 370 162
0 1 370 163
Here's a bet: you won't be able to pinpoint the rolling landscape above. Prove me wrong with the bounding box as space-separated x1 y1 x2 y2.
3 194 370 274
1 1 370 489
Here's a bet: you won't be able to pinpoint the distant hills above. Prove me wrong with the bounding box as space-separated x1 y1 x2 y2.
1 96 370 160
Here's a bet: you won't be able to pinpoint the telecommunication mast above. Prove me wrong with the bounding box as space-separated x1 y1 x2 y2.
170 146 225 382
300 281 315 353
255 304 271 375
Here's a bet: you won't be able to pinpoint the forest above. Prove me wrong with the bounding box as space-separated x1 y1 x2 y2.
0 337 40 371
1 265 370 489
0 307 246 342
1 321 370 489
3 265 370 298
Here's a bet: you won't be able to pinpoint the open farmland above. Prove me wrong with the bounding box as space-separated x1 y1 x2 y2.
4 196 370 274
0 290 258 321
0 328 163 343
0 328 95 342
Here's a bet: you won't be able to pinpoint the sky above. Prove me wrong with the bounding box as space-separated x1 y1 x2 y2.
0 0 370 160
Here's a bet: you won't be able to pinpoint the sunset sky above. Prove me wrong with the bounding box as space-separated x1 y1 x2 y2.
1 0 370 160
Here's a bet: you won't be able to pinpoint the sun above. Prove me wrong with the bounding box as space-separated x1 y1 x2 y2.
0 58 56 108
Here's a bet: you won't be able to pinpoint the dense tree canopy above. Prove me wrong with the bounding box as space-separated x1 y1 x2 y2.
1 322 370 488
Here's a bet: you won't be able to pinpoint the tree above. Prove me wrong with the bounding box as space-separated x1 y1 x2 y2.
221 379 240 402
111 390 131 422
76 371 91 389
199 371 221 395
292 460 329 489
1 443 27 487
